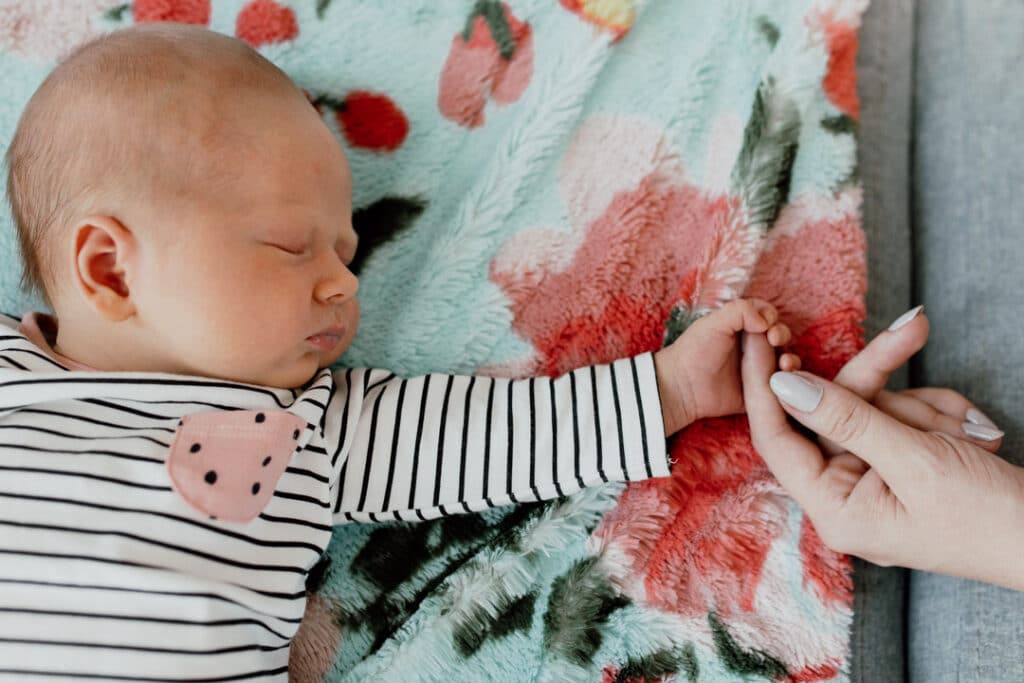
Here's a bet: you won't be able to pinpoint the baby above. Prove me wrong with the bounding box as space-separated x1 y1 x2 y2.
0 24 801 679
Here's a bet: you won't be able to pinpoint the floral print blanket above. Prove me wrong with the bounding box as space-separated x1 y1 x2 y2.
0 0 869 680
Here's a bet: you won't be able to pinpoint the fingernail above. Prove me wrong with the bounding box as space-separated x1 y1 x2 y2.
887 305 924 331
965 408 998 429
769 372 823 412
961 422 1004 441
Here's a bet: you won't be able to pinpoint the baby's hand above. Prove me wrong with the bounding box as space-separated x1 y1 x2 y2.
654 299 798 436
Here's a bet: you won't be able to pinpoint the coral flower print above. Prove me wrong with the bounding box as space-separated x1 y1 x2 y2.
489 116 750 377
235 0 299 48
134 0 211 25
438 0 533 128
810 7 861 121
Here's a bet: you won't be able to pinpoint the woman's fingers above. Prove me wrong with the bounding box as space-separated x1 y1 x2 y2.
901 387 1003 436
876 390 1004 452
766 370 926 495
741 334 830 514
832 306 929 400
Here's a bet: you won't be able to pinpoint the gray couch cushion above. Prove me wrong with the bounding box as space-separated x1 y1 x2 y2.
851 0 916 680
909 1 1024 681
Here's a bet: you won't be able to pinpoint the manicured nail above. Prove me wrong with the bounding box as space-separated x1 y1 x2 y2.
769 372 823 412
888 305 924 331
965 408 998 429
962 422 1004 441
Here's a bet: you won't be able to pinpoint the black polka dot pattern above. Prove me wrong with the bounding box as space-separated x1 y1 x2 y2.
205 470 217 484
293 429 300 440
262 456 272 467
255 413 266 423
251 482 261 495
190 443 201 453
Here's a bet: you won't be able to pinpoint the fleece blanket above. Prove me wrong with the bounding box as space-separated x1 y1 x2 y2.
0 0 869 680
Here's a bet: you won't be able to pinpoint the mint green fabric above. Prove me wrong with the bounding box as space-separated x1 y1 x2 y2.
0 2 869 681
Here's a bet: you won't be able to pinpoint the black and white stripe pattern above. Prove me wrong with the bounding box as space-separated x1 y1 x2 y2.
328 355 668 523
0 313 668 679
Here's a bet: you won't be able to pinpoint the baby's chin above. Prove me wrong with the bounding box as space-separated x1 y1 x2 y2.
234 341 351 389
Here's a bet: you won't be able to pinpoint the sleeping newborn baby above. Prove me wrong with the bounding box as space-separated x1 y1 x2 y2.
0 24 801 679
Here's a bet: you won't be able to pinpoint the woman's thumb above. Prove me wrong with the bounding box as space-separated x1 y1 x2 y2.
768 371 918 492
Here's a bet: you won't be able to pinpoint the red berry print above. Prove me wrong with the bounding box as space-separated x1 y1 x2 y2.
134 0 211 25
333 91 409 152
236 0 299 48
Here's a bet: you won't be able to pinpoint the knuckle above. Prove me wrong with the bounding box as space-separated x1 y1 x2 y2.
826 401 870 445
913 431 963 483
733 299 754 314
934 388 962 404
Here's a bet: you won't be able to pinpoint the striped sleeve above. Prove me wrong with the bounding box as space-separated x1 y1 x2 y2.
329 352 668 524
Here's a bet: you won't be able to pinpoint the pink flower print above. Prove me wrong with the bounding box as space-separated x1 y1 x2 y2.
489 117 725 376
438 1 533 128
594 417 788 618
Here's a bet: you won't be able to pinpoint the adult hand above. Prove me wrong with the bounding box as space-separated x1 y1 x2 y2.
741 316 1024 592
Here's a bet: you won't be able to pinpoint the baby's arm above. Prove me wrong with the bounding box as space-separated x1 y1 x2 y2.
325 299 792 524
326 355 667 524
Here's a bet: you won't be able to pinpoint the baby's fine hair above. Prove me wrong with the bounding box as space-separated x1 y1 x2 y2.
4 23 300 307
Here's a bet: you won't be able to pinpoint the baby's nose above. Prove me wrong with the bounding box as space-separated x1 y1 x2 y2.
315 262 359 303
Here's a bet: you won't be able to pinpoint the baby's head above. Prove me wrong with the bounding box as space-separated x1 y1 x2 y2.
5 23 360 389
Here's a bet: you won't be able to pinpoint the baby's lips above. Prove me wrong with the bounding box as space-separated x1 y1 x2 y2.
167 410 306 522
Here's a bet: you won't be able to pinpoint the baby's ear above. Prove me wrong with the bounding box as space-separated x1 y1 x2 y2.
70 215 137 322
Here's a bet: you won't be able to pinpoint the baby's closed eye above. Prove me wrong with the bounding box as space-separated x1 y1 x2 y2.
265 241 308 256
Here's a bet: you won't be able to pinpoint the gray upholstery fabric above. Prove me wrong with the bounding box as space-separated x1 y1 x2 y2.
908 1 1024 681
850 0 916 680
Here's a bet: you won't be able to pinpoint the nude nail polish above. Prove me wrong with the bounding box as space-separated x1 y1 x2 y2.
966 408 998 429
769 372 823 412
962 422 1004 441
888 305 924 331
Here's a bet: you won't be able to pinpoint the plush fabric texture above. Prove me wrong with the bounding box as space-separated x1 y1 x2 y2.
0 0 869 680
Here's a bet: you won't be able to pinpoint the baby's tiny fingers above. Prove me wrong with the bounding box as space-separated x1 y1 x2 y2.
749 299 779 327
710 299 769 335
778 353 801 372
767 323 792 347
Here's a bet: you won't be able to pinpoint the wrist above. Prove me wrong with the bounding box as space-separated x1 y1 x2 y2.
653 348 698 436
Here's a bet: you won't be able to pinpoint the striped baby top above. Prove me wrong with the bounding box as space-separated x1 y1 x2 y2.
0 312 669 681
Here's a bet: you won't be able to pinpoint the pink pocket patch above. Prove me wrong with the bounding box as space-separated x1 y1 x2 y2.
167 410 307 523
